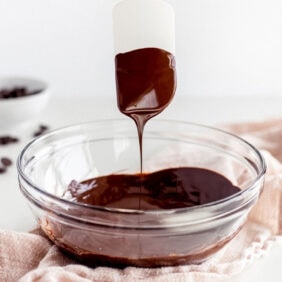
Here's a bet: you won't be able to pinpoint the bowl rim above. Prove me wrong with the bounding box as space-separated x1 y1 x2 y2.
17 118 266 217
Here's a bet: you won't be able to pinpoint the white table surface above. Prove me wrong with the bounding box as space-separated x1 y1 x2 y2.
1 95 282 281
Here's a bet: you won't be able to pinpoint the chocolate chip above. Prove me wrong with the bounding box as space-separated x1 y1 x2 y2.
0 136 19 145
39 125 48 131
1 157 12 167
0 167 7 174
33 124 50 137
0 157 13 175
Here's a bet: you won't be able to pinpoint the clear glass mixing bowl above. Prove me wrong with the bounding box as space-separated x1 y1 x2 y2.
17 119 266 267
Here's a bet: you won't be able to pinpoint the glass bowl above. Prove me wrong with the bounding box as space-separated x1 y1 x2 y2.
17 119 266 267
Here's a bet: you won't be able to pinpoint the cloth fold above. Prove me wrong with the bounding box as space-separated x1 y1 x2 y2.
1 119 282 281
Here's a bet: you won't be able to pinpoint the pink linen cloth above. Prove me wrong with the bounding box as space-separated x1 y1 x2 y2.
1 119 282 282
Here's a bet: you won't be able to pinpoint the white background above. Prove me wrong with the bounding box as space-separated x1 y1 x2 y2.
0 0 281 98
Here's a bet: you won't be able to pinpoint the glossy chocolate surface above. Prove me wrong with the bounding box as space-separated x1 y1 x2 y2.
66 167 240 210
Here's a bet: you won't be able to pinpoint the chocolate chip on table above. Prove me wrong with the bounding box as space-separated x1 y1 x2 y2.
33 124 50 137
0 124 49 176
1 157 12 167
39 125 49 132
0 136 19 145
0 166 7 174
0 87 41 99
0 157 13 174
0 135 18 175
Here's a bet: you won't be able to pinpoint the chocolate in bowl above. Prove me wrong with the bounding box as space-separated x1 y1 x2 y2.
17 119 266 267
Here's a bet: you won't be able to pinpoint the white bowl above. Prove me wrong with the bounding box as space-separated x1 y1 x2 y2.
0 76 49 129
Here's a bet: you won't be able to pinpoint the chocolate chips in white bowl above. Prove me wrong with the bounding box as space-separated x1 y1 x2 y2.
0 76 50 129
0 87 42 99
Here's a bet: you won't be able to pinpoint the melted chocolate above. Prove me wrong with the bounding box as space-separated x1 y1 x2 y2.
66 167 240 210
115 47 176 170
41 167 241 268
42 227 242 268
115 47 176 121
